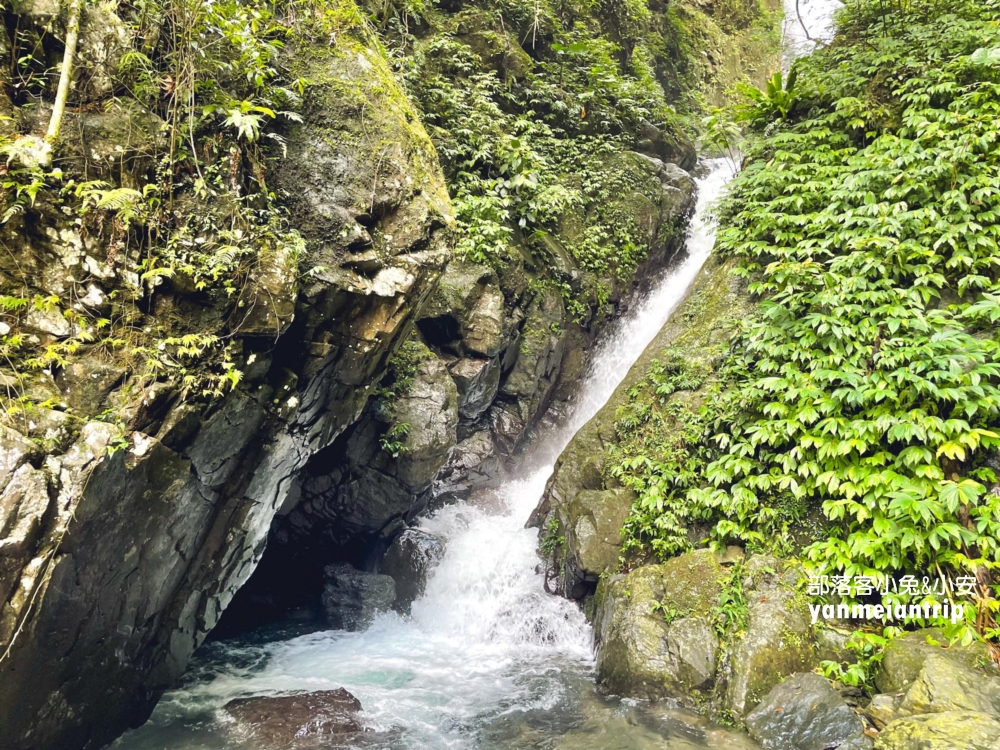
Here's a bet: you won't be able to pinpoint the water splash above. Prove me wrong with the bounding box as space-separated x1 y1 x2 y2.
114 161 735 750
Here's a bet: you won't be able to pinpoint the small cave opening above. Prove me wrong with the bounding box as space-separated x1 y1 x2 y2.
416 314 462 351
208 417 405 642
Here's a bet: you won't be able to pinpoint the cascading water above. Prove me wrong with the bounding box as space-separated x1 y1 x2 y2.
115 163 742 750
115 5 846 745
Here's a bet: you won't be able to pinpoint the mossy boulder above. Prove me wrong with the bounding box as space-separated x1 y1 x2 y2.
724 557 836 717
875 628 997 695
875 711 1000 750
593 549 723 699
565 488 635 582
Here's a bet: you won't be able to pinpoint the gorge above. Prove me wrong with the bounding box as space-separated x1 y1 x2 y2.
6 0 1000 749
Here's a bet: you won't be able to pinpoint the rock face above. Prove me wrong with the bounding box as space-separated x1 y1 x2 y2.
380 528 445 611
322 564 396 631
745 673 870 750
224 688 364 745
593 550 723 699
0 12 453 750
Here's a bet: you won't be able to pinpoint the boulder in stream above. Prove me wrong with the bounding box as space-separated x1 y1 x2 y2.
725 557 838 716
745 672 870 750
322 564 396 631
381 528 445 611
224 688 363 745
593 549 723 699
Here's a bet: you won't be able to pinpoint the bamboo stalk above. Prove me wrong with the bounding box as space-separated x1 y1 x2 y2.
45 0 83 151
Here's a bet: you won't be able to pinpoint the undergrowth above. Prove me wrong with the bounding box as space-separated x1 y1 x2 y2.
614 0 1000 646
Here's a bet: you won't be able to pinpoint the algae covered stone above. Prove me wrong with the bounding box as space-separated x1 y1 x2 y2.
875 627 997 694
725 557 833 716
593 550 723 698
875 711 1000 750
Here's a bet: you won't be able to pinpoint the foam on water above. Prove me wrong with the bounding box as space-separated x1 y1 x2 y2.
114 161 733 750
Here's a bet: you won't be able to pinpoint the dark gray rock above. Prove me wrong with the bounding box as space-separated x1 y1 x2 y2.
322 564 396 631
224 688 363 744
275 342 457 557
450 357 501 420
380 528 445 611
432 430 502 504
746 672 870 750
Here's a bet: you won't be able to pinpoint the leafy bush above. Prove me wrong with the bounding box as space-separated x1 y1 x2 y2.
618 0 1000 643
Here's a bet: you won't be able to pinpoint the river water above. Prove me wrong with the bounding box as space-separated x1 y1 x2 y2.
114 4 844 746
115 163 745 750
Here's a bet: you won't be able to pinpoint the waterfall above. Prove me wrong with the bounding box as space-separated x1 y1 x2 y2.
783 0 843 62
115 162 736 750
114 6 846 746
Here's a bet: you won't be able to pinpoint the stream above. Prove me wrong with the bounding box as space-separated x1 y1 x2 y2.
113 4 843 746
115 162 743 750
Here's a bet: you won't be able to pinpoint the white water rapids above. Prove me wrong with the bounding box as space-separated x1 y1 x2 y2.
115 4 846 745
116 164 742 750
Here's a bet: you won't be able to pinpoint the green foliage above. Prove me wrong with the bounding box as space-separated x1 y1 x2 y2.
714 561 749 638
380 421 411 458
1 0 318 421
733 67 798 127
651 599 688 625
820 628 896 689
622 0 1000 641
384 0 696 309
541 517 565 555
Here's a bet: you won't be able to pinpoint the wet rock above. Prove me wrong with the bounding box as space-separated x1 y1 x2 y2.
874 711 1000 750
418 260 507 358
565 488 635 582
866 693 903 730
746 672 870 750
233 242 298 336
279 343 458 556
500 288 566 426
489 402 527 457
594 550 723 699
725 557 834 717
0 465 51 607
432 430 502 504
464 285 506 357
393 355 459 490
224 688 363 745
875 627 996 694
897 652 1000 716
381 528 445 611
0 426 37 491
322 564 396 631
450 357 501 420
53 354 126 414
